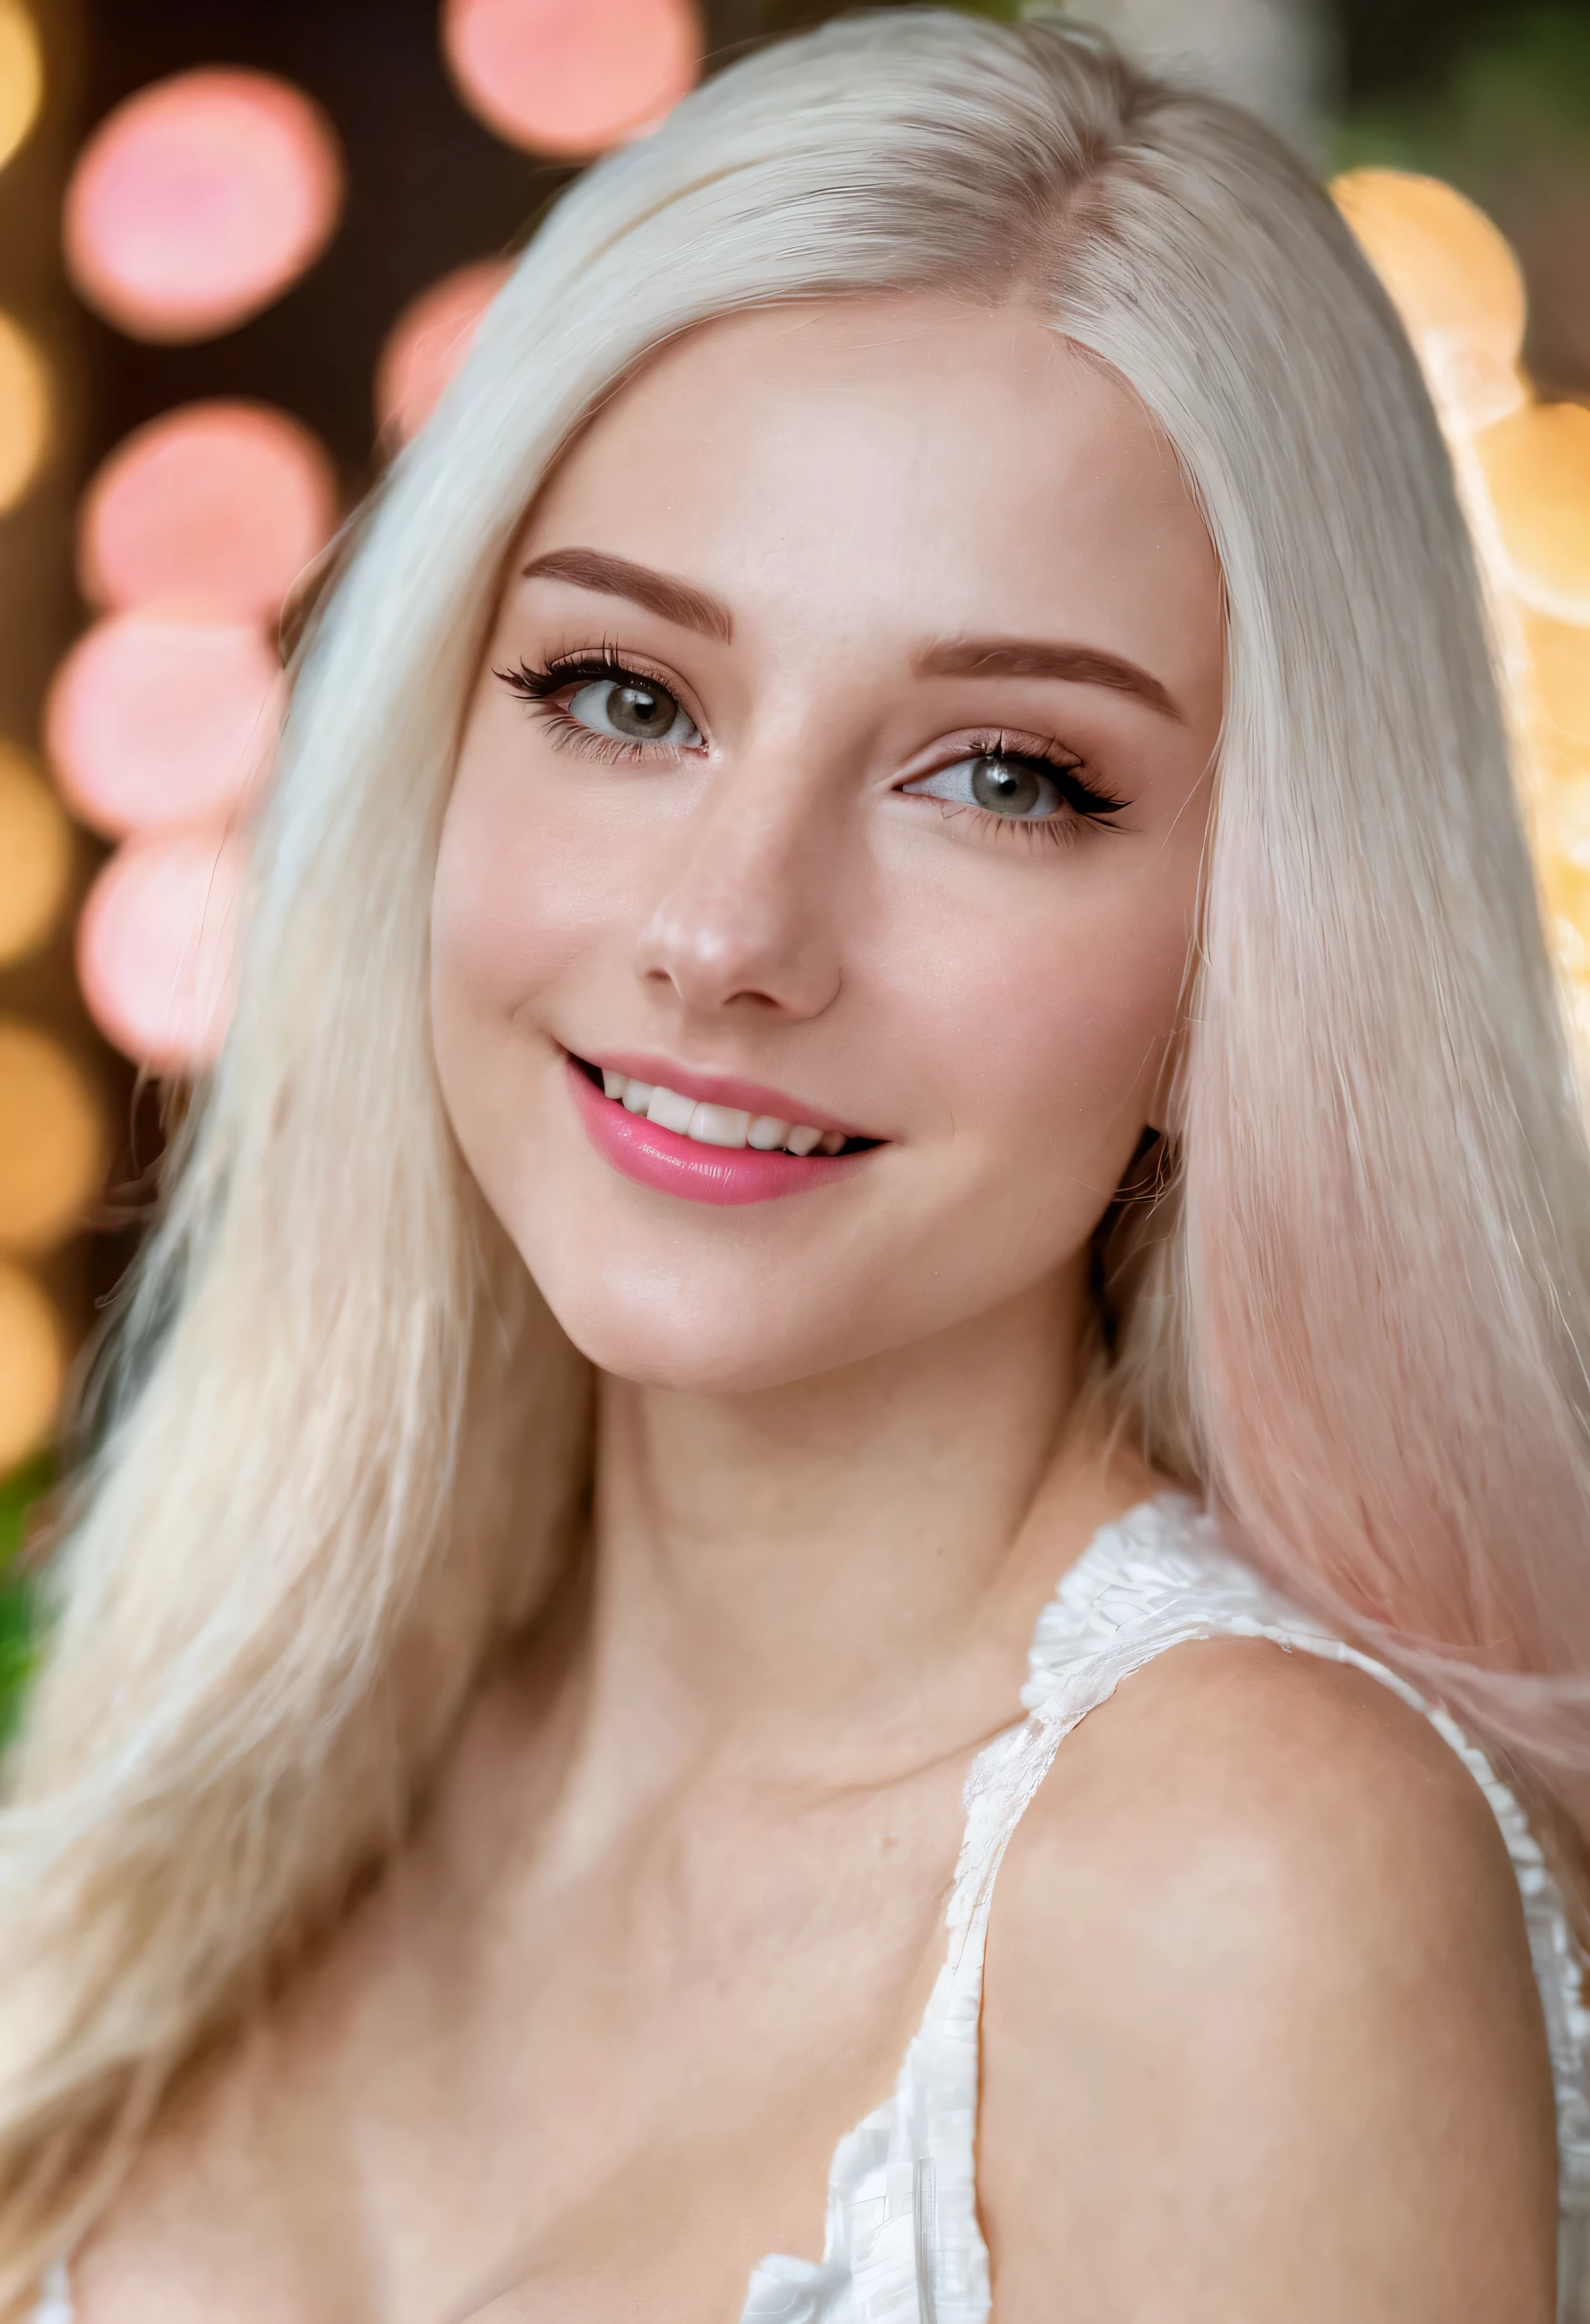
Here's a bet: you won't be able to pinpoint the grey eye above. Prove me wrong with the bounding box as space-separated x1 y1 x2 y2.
908 752 1063 819
567 675 700 747
969 754 1054 817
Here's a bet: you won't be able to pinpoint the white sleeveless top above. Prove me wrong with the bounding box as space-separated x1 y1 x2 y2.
36 1495 1590 2324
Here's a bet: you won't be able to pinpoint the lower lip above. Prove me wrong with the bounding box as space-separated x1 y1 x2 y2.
565 1056 874 1207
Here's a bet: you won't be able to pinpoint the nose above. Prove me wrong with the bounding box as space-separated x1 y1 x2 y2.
634 761 844 1022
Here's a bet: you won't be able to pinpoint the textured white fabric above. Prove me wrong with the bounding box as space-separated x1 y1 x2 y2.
37 1495 1590 2322
29 2266 70 2324
739 1493 1590 2324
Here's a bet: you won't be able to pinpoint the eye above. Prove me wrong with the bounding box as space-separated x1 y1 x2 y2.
566 673 701 748
905 750 1066 820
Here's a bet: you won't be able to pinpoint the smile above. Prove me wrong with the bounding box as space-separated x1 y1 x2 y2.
564 1052 882 1206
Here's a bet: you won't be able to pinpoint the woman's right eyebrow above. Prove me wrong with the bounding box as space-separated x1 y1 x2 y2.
520 546 733 643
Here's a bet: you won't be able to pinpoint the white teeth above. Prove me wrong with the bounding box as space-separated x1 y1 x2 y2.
689 1102 752 1147
594 1070 849 1158
646 1085 696 1135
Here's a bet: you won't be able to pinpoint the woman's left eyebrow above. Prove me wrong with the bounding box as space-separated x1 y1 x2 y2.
916 636 1184 721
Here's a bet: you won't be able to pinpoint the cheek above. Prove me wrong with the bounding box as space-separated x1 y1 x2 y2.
429 733 621 1223
899 846 1194 1170
431 734 622 1031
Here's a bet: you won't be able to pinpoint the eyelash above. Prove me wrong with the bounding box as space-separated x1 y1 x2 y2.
495 653 1130 845
929 735 1127 852
495 649 694 766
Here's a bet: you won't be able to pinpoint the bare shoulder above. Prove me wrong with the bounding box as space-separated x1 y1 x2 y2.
978 1634 1559 2323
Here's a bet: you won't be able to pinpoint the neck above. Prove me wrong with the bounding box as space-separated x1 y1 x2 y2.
551 1261 1154 1788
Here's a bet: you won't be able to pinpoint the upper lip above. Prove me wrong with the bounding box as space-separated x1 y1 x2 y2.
575 1049 877 1140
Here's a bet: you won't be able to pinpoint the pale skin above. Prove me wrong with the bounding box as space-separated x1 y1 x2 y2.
76 297 1556 2321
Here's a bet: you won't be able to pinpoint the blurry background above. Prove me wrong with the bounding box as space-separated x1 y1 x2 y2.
1 0 1587 1718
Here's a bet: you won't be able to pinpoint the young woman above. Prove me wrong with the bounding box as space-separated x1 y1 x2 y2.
4 10 1589 2320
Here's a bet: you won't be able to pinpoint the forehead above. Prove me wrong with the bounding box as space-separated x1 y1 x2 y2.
523 294 1215 663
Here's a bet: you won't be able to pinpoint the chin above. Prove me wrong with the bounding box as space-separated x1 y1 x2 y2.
512 1241 882 1396
541 1288 836 1394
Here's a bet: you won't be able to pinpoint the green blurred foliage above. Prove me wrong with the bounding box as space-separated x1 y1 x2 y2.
1329 4 1590 394
0 1451 47 1745
1331 6 1590 189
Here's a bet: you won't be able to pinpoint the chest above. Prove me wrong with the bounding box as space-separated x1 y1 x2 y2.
73 1772 967 2324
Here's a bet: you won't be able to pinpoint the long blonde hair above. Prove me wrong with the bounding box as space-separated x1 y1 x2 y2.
4 8 1590 2299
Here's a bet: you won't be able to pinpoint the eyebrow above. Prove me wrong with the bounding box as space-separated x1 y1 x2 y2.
520 547 733 644
916 636 1184 721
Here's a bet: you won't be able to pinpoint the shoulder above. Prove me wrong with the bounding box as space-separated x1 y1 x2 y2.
978 1632 1559 2323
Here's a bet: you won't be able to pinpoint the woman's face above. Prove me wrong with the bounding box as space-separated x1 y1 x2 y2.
433 296 1223 1392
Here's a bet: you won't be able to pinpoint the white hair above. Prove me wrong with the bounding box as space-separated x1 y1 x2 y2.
4 8 1589 2299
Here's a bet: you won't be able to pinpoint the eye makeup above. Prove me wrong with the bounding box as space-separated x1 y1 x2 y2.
900 735 1128 849
496 649 703 764
496 651 1133 849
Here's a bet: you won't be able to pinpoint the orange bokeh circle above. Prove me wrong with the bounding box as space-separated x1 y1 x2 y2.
0 310 50 510
0 1259 63 1472
46 612 283 838
80 401 338 622
375 257 513 444
64 68 343 343
0 0 43 178
78 826 243 1073
442 0 699 158
0 744 72 967
0 1018 105 1258
1528 613 1590 752
1331 168 1528 436
1476 402 1590 626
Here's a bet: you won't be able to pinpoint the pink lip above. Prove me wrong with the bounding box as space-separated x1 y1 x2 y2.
565 1055 876 1207
584 1049 869 1141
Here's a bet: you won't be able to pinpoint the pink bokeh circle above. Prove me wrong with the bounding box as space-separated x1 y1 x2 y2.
78 826 243 1072
46 612 283 838
442 0 699 158
375 257 513 444
64 68 343 342
80 400 338 621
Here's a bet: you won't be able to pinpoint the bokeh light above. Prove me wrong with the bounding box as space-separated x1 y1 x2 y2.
0 0 42 176
1474 403 1590 625
80 401 338 621
0 311 49 511
375 257 512 443
1549 772 1590 870
0 1019 104 1256
77 826 242 1072
1332 168 1528 435
64 68 343 343
0 745 71 967
0 1260 62 1473
442 0 699 159
46 612 283 837
1335 163 1590 1065
1528 613 1590 752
